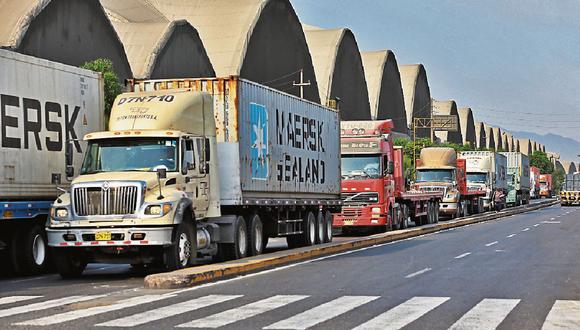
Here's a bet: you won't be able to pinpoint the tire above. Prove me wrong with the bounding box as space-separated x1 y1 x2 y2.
315 211 325 244
323 211 333 243
219 216 248 261
400 205 409 229
301 211 316 246
427 202 434 224
433 202 440 223
165 220 196 270
52 248 87 279
262 235 270 252
247 214 264 256
18 225 49 274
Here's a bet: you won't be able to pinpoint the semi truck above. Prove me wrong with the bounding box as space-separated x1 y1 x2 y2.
332 121 442 232
530 166 541 199
500 152 530 206
458 151 507 211
539 174 552 198
560 174 580 206
47 77 341 278
0 49 104 274
415 148 486 218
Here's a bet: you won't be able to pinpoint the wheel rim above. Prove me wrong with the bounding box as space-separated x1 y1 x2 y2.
32 234 46 266
308 215 315 244
178 232 191 267
254 222 262 253
238 223 247 256
317 216 324 242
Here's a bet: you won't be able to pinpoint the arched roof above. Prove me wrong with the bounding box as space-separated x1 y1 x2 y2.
560 160 577 174
1 0 132 80
432 100 463 144
110 19 215 79
400 64 431 138
361 50 407 132
458 108 476 147
518 138 532 155
109 0 320 102
514 139 520 152
483 124 495 150
555 160 565 173
304 27 370 119
492 127 503 151
531 140 538 153
502 132 514 152
474 122 486 149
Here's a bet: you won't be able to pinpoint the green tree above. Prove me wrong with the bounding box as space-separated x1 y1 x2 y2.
529 151 554 174
553 169 566 193
80 58 122 126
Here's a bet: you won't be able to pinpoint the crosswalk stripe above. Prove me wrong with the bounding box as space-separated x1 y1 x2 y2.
0 296 42 306
178 295 308 328
15 294 174 326
95 295 242 327
449 298 520 330
353 296 450 330
542 300 580 329
0 295 105 318
264 296 379 330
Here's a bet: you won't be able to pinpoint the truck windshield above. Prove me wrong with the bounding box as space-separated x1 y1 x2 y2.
467 173 488 183
341 155 381 179
81 138 179 174
416 169 454 182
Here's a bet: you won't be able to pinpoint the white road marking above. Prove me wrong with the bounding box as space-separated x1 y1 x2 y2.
405 268 432 278
550 218 556 220
454 253 471 259
16 295 173 326
542 221 561 224
450 298 520 330
96 295 242 327
179 295 308 328
534 224 540 227
542 300 580 330
264 296 378 329
507 234 517 238
0 295 105 318
522 228 530 232
0 296 42 306
353 296 449 330
485 241 498 247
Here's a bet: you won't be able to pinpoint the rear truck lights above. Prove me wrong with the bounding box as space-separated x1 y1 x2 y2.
63 234 76 241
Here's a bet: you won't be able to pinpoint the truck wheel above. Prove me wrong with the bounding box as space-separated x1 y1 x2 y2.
400 205 409 229
165 221 195 270
220 216 248 260
323 211 333 243
247 214 264 256
427 202 434 224
433 202 440 223
52 248 87 279
315 211 325 244
301 211 316 246
19 225 49 274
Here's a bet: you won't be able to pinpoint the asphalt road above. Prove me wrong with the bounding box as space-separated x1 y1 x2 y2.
1 202 578 329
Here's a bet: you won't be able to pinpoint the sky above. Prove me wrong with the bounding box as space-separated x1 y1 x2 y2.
291 0 580 142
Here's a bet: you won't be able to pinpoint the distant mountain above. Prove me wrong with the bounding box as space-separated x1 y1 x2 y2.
508 130 580 162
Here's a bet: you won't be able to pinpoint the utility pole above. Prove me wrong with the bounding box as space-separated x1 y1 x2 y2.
293 69 311 99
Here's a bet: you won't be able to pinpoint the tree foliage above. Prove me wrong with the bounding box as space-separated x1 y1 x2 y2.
529 151 554 174
80 58 122 126
553 169 566 193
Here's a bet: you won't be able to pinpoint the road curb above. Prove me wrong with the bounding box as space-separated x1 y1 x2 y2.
144 199 558 289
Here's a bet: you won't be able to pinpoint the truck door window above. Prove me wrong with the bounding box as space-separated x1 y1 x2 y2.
383 156 389 176
195 138 206 174
184 139 195 170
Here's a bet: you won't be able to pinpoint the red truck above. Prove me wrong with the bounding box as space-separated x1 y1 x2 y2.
333 120 443 233
530 166 541 199
539 174 553 198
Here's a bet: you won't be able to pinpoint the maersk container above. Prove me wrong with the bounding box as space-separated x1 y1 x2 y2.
130 77 341 204
0 49 104 274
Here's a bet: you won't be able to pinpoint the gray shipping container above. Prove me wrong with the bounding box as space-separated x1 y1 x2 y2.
501 152 530 190
563 174 580 191
130 77 341 204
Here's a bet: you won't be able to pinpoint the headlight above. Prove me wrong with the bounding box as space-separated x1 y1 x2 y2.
144 203 173 216
54 208 68 219
371 207 381 213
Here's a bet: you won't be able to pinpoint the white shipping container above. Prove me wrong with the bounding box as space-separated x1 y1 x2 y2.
0 49 105 199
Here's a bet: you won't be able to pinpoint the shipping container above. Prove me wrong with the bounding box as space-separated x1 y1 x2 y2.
0 49 104 274
500 152 530 205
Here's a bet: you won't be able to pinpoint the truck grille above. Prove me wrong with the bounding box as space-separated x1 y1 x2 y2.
341 192 379 206
418 186 447 194
341 207 363 217
73 185 140 216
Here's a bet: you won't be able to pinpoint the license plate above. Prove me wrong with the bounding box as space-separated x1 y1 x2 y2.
343 220 355 226
95 231 112 241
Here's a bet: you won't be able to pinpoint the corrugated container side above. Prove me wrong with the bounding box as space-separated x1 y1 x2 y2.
494 153 507 190
0 49 104 199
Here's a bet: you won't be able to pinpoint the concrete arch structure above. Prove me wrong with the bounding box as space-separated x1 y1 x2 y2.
475 122 486 149
304 27 370 119
400 64 431 138
492 127 503 151
1 0 132 80
458 108 476 147
114 0 321 102
555 161 565 173
432 100 463 144
483 124 496 150
361 50 406 132
519 138 533 155
560 160 577 174
514 139 520 152
110 19 215 79
503 132 514 152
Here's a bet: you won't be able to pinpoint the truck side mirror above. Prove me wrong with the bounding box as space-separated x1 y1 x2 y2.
204 138 211 162
65 141 74 179
52 173 62 185
157 167 167 179
387 161 395 175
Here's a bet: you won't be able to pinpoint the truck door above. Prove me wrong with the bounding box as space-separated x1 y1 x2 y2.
183 137 210 218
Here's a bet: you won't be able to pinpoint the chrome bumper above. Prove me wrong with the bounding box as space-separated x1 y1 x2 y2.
46 226 174 247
